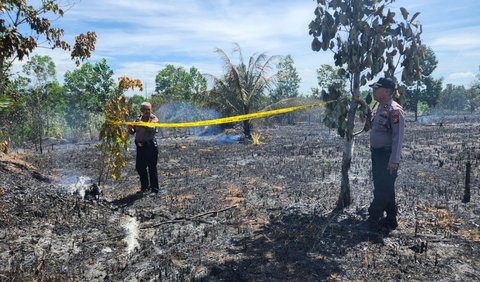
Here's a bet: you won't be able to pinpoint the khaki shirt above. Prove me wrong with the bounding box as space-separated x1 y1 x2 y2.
132 114 158 142
369 100 405 163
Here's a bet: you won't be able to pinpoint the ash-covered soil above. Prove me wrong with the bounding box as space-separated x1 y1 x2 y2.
0 120 479 281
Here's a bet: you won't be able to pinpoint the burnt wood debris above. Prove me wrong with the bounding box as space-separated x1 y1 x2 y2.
0 116 479 281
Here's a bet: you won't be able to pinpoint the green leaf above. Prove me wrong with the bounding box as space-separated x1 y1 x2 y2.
340 14 348 25
330 41 335 49
0 97 12 112
400 7 409 20
410 12 421 23
312 37 322 52
322 39 330 51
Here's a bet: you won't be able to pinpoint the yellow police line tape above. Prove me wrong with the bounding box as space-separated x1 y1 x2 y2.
109 100 335 128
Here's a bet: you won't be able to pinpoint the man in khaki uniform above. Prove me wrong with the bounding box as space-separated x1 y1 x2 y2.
366 77 405 232
128 102 159 194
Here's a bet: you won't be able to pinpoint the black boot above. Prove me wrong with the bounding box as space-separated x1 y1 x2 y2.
358 217 382 231
379 216 398 230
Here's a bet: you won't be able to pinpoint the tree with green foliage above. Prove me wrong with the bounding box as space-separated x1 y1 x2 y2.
41 81 66 138
0 77 30 149
438 84 468 112
63 59 115 140
310 64 349 101
465 87 480 114
309 0 423 208
269 55 301 103
421 76 442 110
0 98 11 111
465 66 480 113
208 43 278 138
405 46 442 120
309 87 321 100
0 0 96 97
152 64 207 105
21 55 59 153
0 90 12 114
316 64 348 93
127 94 146 120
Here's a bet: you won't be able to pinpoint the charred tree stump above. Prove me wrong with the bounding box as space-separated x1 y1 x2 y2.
243 120 252 140
462 161 471 203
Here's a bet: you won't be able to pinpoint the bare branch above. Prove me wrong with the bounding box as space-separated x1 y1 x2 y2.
141 205 238 229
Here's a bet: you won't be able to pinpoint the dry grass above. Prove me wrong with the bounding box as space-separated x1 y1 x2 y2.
176 194 196 202
417 205 462 228
415 205 480 242
458 229 480 242
224 186 245 206
251 132 263 145
0 132 9 154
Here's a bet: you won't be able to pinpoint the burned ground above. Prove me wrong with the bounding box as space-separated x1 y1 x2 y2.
0 119 479 281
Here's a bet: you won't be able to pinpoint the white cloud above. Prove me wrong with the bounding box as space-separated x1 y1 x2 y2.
430 34 480 51
444 71 477 88
447 72 475 80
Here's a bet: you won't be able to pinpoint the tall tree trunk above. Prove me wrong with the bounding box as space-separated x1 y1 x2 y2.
243 104 252 139
38 118 43 154
337 73 360 209
414 100 418 122
462 161 471 203
38 95 43 154
0 56 5 95
338 138 354 208
243 120 251 139
414 82 420 121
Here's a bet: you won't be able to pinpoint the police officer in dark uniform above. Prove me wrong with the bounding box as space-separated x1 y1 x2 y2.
367 77 405 231
127 102 160 194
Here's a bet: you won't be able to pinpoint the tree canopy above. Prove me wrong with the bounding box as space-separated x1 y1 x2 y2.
63 59 115 139
466 66 480 113
153 64 207 104
269 55 301 103
315 64 348 94
405 45 442 120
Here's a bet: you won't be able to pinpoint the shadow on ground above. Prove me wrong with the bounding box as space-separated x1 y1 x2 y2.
205 210 384 281
109 191 145 208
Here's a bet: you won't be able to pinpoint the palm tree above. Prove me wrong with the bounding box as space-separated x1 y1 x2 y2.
208 43 278 138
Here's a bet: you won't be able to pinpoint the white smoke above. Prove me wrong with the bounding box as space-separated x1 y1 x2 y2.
67 176 94 199
122 215 140 255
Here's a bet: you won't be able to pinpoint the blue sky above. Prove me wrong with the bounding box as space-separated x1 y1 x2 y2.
12 0 480 95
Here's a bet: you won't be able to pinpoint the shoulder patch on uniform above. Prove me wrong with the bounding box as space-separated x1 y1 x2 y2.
391 110 400 124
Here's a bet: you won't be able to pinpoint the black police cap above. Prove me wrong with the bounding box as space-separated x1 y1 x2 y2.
369 77 396 90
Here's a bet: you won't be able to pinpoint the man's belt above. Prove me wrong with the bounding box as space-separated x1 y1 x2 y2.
370 146 391 152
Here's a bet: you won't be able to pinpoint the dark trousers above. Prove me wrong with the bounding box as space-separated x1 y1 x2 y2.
135 140 159 191
368 147 398 220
